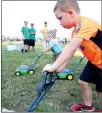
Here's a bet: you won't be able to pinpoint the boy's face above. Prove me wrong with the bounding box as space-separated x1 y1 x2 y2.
55 9 74 29
44 23 47 27
31 24 34 28
45 33 52 42
24 22 28 27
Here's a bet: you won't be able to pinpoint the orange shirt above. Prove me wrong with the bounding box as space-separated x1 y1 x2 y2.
72 16 102 69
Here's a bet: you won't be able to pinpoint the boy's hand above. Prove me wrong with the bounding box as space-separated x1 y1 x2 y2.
43 64 55 72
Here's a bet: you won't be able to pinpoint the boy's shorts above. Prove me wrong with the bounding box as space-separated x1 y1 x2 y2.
24 39 29 45
52 52 62 62
28 39 35 47
79 61 102 92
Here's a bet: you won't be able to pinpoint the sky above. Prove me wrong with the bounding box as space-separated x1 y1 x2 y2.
2 1 101 39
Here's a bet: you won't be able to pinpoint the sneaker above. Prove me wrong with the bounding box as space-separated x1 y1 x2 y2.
71 102 95 112
98 109 102 112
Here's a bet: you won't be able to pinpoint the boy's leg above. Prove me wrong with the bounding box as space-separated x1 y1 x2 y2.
71 61 96 112
71 61 102 112
32 40 35 51
78 61 96 107
22 39 28 52
21 40 25 53
28 46 30 52
25 44 28 52
21 47 24 53
32 46 35 52
22 44 27 52
28 39 30 52
78 79 92 106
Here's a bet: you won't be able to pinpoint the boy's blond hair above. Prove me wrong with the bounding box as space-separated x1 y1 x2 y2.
46 31 54 40
53 0 80 14
46 29 57 39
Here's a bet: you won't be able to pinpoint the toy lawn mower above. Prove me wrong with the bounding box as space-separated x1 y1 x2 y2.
56 56 85 80
15 51 43 76
26 56 85 112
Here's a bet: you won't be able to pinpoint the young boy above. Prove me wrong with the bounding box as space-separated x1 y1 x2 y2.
40 21 49 49
42 30 62 62
28 23 36 52
43 0 102 112
21 21 29 53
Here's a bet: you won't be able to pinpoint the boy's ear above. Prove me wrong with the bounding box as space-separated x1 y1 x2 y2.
68 10 74 17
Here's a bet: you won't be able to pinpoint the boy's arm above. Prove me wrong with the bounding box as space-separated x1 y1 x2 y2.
43 47 51 52
43 38 83 72
29 29 36 35
29 32 36 35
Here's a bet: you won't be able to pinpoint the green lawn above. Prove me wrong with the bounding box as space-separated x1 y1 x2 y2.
1 41 100 112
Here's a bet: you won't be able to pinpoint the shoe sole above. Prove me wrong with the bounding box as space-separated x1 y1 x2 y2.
71 107 95 112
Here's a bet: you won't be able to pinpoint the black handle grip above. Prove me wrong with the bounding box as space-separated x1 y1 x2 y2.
42 71 55 86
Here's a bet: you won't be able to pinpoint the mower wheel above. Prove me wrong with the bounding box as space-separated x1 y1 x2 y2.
15 71 21 76
28 69 34 75
67 74 74 80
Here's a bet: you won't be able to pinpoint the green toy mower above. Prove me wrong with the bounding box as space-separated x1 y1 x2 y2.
15 65 34 76
56 56 85 80
15 51 43 76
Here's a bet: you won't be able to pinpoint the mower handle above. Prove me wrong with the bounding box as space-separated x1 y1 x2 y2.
28 51 43 69
71 56 85 72
41 71 56 86
39 51 43 56
42 71 48 86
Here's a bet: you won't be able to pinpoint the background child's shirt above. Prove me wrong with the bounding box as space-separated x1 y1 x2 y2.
21 26 29 39
29 28 36 40
72 16 102 69
40 26 49 36
40 26 49 41
48 39 62 55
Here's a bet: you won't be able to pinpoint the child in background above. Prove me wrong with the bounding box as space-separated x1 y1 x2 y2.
42 29 62 62
21 21 29 53
43 0 102 112
40 21 49 49
28 23 36 52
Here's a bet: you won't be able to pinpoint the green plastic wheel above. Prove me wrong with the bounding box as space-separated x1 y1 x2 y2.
15 71 21 76
67 74 74 80
28 69 34 75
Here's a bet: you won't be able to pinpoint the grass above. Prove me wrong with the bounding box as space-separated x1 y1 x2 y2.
1 41 100 112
